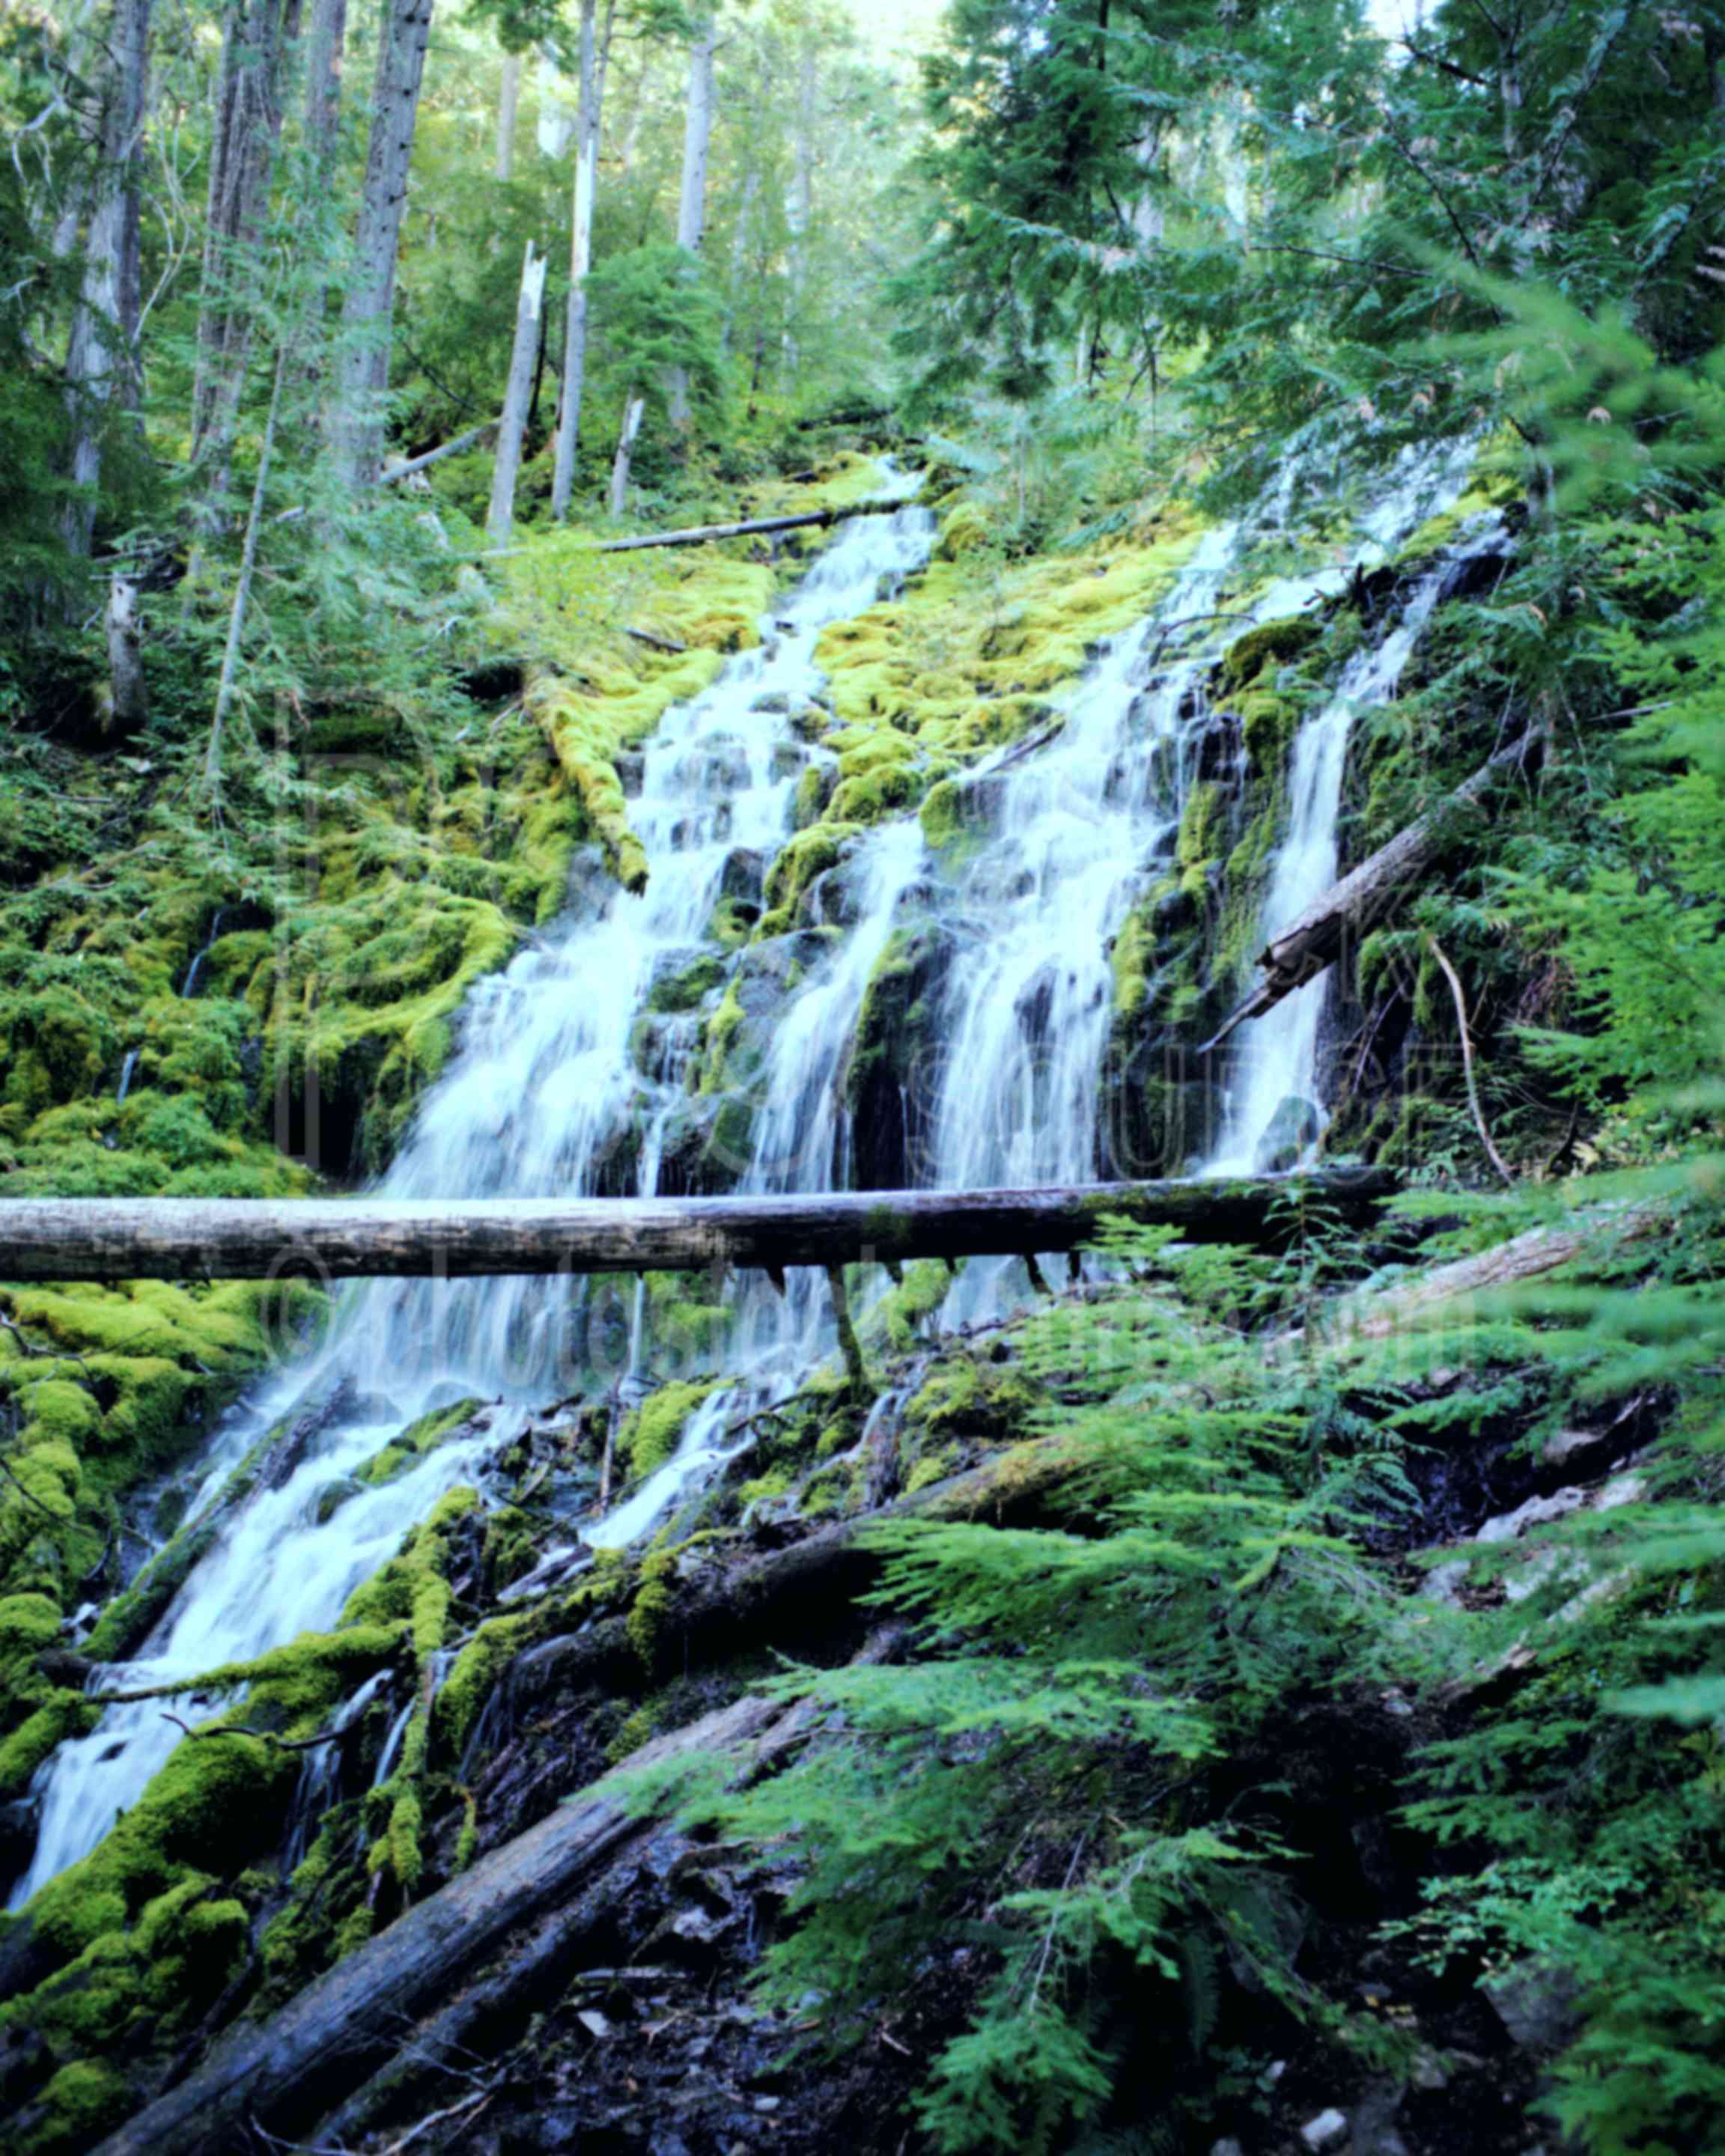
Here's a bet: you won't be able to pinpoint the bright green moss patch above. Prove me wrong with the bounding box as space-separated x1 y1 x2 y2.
1219 615 1321 692
868 1261 952 1353
618 1380 721 1480
906 1353 1041 1440
354 1397 487 1489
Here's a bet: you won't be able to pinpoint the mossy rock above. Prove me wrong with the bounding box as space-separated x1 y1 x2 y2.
1219 615 1321 692
617 1380 721 1481
646 951 728 1015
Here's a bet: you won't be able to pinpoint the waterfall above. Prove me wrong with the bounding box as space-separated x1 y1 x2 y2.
8 480 937 1907
10 446 1493 1908
920 445 1484 1290
1208 505 1505 1174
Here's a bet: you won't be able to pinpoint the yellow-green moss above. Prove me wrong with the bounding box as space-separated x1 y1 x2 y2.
627 1538 681 1667
617 1380 720 1481
354 1396 486 1489
1219 615 1321 692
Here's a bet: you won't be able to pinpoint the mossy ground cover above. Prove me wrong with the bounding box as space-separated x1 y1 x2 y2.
798 505 1202 873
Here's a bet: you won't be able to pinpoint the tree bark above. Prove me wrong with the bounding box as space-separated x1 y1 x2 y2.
190 0 298 505
487 240 548 544
329 0 436 487
720 157 759 358
595 498 905 552
206 338 290 803
61 0 153 561
509 1433 1087 1711
550 0 601 520
380 417 499 481
301 0 346 163
783 35 816 377
1322 1198 1667 1347
0 1169 1400 1284
102 573 147 734
667 13 717 429
495 49 520 180
608 387 644 517
1200 734 1536 1053
535 40 576 157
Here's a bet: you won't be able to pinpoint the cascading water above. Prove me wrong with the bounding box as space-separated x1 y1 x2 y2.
9 478 937 1907
919 446 1485 1257
1208 507 1505 1175
10 445 1493 1910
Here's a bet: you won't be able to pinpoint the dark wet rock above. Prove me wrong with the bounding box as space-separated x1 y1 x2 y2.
846 922 958 1189
719 847 766 905
615 749 645 797
312 1476 362 1526
1259 1093 1324 1172
1485 1960 1583 2053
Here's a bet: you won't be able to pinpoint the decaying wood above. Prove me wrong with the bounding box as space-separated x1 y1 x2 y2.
510 1433 1086 1709
1427 934 1515 1184
1201 733 1536 1053
1324 1198 1667 1346
623 623 688 654
313 1624 904 2152
379 418 500 484
595 498 910 553
92 1694 784 2156
0 1168 1399 1284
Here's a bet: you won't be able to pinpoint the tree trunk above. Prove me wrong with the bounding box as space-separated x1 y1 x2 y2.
190 0 298 505
1324 1199 1667 1348
550 0 600 520
783 35 816 377
329 0 436 488
0 1169 1400 1284
103 574 147 734
608 388 644 517
495 49 520 180
594 498 904 552
667 13 717 429
536 41 576 157
487 240 548 544
720 156 759 358
206 338 290 805
61 0 153 562
302 0 346 162
1200 734 1536 1053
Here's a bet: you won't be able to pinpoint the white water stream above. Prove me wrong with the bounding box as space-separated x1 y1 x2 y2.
12 449 1497 1907
9 478 936 1906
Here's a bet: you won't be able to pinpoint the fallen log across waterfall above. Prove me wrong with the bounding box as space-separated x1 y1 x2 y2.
592 496 910 552
1201 732 1538 1053
0 1170 1399 1282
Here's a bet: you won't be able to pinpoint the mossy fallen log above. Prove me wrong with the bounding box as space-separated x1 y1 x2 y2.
0 1169 1400 1282
90 1693 785 2156
510 1431 1086 1705
594 499 910 552
1201 733 1537 1053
